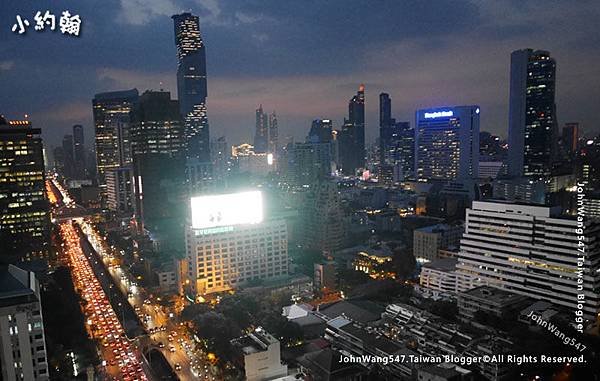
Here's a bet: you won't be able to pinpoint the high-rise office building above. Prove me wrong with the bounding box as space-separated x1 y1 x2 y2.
415 106 480 181
130 91 185 230
308 119 333 144
268 112 279 155
508 49 557 178
0 118 49 262
254 105 268 153
337 85 366 175
72 124 85 179
173 12 210 162
92 88 139 190
562 122 579 158
0 264 49 380
284 142 332 186
184 191 288 296
106 167 133 215
379 92 393 164
456 201 600 319
299 181 345 252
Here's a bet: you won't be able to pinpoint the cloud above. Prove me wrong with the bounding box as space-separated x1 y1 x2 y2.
0 61 14 71
96 67 176 93
118 0 180 25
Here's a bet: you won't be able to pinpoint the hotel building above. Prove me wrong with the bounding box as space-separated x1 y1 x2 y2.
457 201 600 319
184 191 288 296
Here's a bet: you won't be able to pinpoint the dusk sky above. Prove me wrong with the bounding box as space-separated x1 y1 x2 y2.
1 0 600 149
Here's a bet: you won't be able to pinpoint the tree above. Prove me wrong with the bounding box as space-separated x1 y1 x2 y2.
392 249 416 279
193 312 241 361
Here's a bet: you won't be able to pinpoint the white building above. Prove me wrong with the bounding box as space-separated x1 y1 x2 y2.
105 166 133 214
0 265 49 381
419 258 459 293
413 223 463 262
457 201 600 319
231 327 288 381
184 191 288 296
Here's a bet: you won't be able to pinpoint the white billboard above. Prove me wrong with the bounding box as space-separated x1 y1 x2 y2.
190 191 263 229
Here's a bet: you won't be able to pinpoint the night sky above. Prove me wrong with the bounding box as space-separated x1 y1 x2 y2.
1 0 599 149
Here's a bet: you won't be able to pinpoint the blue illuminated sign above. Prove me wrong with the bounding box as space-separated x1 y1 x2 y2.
424 110 454 119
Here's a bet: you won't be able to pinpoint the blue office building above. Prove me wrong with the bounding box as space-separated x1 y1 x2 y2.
415 106 480 181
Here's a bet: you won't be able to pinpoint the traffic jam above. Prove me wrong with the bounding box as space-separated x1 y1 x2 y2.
60 222 148 381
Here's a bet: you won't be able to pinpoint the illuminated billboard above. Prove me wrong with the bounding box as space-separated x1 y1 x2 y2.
424 110 454 119
190 191 263 229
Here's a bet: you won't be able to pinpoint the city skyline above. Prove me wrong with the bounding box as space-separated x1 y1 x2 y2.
1 1 600 148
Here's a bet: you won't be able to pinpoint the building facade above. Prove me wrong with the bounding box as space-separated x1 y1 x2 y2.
413 223 464 262
105 167 133 215
415 106 480 182
0 118 49 262
130 91 185 231
173 12 210 161
231 328 287 381
507 49 557 178
0 265 49 381
92 89 139 191
457 201 600 319
184 192 288 296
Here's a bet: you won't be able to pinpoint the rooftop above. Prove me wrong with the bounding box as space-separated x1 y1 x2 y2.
415 223 462 234
461 286 528 304
422 257 457 272
0 265 38 307
232 327 278 355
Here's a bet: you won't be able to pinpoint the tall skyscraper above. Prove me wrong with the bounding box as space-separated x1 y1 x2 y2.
254 105 268 153
456 201 600 319
173 12 210 162
508 49 557 178
379 92 393 164
0 117 49 262
130 91 185 231
268 111 279 155
92 89 139 190
0 264 49 380
348 84 366 168
415 106 480 181
72 124 85 179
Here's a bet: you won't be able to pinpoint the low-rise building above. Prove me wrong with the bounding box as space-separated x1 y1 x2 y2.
231 327 288 381
458 286 530 322
419 258 459 293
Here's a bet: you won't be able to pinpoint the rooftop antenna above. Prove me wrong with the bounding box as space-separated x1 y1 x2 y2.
159 81 164 92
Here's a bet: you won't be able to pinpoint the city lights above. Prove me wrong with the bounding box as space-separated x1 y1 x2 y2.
423 110 454 118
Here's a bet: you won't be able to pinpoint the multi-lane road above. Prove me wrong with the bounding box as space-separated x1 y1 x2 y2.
59 222 149 381
49 177 218 380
